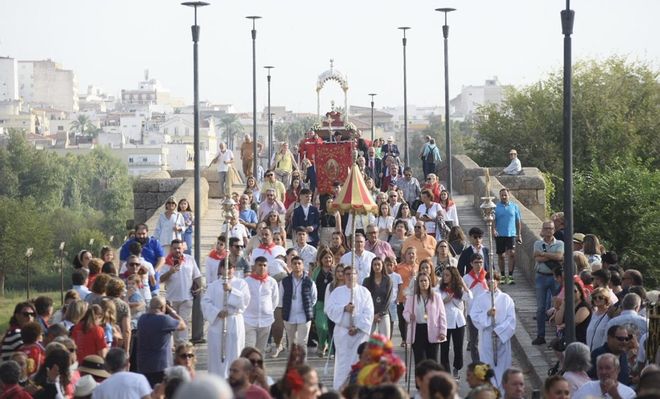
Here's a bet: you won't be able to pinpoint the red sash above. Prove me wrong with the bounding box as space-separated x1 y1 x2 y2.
468 268 488 290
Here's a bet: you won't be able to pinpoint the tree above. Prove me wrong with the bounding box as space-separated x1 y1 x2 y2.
574 159 659 286
69 114 97 143
219 114 245 150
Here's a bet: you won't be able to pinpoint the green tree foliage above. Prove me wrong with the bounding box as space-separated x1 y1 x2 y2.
574 159 659 286
274 116 318 147
220 114 245 150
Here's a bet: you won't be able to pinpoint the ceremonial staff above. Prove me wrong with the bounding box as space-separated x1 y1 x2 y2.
480 169 498 366
59 242 66 305
220 198 235 363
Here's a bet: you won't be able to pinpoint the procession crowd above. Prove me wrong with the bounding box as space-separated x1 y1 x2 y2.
0 133 658 399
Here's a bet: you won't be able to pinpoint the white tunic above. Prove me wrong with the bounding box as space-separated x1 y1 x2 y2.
469 289 516 390
325 285 374 390
201 277 251 377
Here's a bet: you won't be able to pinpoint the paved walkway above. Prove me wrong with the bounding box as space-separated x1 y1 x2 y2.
188 194 549 395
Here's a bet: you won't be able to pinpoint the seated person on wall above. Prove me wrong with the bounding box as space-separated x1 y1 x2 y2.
498 149 522 176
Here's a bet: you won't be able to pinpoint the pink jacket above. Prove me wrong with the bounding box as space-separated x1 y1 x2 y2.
403 291 447 344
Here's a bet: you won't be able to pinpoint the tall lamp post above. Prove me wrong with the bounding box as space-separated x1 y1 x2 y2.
264 65 274 169
561 0 576 344
247 16 262 179
182 0 209 343
368 93 377 142
397 27 410 167
435 7 455 194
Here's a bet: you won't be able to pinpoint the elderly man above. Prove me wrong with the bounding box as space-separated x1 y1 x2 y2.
589 325 632 385
92 348 152 399
402 221 437 262
574 353 636 399
498 149 522 176
213 142 234 198
159 239 202 344
501 368 525 399
365 224 396 260
238 194 258 235
244 257 279 354
397 167 422 208
605 293 648 339
325 265 374 390
257 188 286 222
137 297 186 386
365 146 383 188
260 170 286 202
531 220 563 345
386 189 402 218
202 261 251 378
339 232 377 284
240 135 263 178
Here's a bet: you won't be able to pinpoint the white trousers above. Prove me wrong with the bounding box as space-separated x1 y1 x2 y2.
284 321 311 348
171 299 193 344
245 325 271 354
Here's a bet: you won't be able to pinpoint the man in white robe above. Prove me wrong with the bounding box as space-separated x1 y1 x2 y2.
469 272 516 390
202 262 251 378
325 265 374 390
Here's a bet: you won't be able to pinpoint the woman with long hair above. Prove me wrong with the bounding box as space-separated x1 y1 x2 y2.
71 304 107 360
555 278 592 344
272 142 298 186
447 226 467 257
32 347 72 399
154 197 185 253
395 202 417 233
73 250 92 270
319 198 342 247
363 258 393 338
178 198 194 255
388 220 409 262
60 299 87 332
375 203 395 241
438 190 459 228
582 234 602 267
433 240 458 277
328 232 347 266
51 290 80 325
310 249 334 357
403 272 447 366
439 267 472 378
416 189 442 238
105 278 131 353
364 177 380 201
414 260 438 289
0 302 36 362
585 287 614 351
266 211 287 242
284 178 302 209
245 175 261 204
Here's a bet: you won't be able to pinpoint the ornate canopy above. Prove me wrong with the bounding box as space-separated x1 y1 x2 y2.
316 59 349 123
330 164 378 215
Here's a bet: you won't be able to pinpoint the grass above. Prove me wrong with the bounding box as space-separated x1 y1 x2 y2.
0 289 62 332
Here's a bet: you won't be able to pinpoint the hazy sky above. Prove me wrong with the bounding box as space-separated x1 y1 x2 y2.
1 0 658 114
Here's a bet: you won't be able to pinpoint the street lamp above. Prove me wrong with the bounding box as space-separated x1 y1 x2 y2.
368 93 377 142
561 0 576 344
247 16 262 179
398 27 410 167
182 0 209 343
264 65 274 170
25 248 33 300
435 7 456 194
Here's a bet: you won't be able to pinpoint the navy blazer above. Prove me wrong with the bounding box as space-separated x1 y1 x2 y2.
291 205 320 246
457 246 490 276
365 157 383 187
381 143 400 158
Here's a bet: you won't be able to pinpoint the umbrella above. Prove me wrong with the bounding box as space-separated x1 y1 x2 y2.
330 164 378 327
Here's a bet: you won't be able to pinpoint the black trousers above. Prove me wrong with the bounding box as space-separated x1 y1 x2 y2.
440 325 466 372
397 303 407 341
412 323 439 366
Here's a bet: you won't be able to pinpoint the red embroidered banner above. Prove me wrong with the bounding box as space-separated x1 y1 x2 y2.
315 142 354 195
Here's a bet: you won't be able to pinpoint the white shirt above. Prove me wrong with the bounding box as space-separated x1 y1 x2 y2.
344 214 376 236
92 371 151 399
73 285 91 299
205 255 223 285
416 202 441 234
572 380 635 399
119 258 155 301
502 157 522 175
250 245 286 265
294 244 318 272
389 272 403 305
223 222 250 242
160 255 202 302
153 212 185 246
463 272 489 313
244 275 279 328
279 275 318 324
217 149 234 172
340 250 377 284
440 289 473 329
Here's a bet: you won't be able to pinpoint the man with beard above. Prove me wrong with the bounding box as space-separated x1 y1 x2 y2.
120 224 165 294
228 358 270 399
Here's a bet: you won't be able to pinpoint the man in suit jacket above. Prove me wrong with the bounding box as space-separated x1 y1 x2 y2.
381 136 400 159
291 188 320 246
457 227 490 276
364 147 382 188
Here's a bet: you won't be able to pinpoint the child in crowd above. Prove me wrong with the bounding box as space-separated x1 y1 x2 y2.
19 322 45 377
384 256 403 340
126 274 145 330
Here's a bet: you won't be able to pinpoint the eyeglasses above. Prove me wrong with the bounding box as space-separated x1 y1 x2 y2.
22 312 36 318
614 335 632 342
179 353 195 359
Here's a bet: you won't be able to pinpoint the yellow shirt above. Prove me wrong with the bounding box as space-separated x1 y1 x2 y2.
275 151 294 173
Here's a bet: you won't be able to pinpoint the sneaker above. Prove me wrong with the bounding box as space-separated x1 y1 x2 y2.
532 336 546 345
502 275 510 285
508 275 515 284
452 369 460 380
272 345 284 359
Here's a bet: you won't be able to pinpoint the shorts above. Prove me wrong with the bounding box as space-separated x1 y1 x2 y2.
495 236 515 254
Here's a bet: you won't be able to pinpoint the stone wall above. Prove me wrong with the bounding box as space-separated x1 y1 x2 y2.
142 176 209 232
452 155 547 220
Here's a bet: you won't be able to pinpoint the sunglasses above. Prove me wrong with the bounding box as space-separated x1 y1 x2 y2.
249 358 264 366
592 295 604 301
22 312 36 318
414 226 423 229
614 335 632 342
129 262 141 267
179 353 195 359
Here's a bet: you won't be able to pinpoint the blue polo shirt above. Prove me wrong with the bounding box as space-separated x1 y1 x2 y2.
494 202 521 237
120 237 165 291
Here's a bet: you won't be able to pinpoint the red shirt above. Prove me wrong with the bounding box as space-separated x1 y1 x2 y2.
71 323 107 360
0 384 32 399
245 384 271 399
20 343 44 376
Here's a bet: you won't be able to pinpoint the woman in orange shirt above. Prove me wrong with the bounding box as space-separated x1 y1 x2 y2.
394 246 419 347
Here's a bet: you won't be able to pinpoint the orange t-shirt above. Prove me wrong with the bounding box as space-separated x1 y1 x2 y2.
394 262 418 303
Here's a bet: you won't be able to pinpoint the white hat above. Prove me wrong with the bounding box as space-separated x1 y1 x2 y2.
74 375 98 397
387 136 394 141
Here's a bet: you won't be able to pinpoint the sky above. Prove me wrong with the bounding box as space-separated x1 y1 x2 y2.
1 0 658 114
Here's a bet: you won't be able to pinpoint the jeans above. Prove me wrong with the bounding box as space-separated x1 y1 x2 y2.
535 272 558 338
183 229 193 255
218 171 228 197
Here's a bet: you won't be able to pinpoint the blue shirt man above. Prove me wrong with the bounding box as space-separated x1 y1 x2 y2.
120 224 165 292
492 188 522 284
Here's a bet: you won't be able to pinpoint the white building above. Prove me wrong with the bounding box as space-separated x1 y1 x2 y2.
450 77 505 119
0 57 19 101
18 60 79 113
159 114 217 166
121 69 183 109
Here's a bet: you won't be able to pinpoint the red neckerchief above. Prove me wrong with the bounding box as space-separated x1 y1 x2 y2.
164 253 184 266
250 273 269 283
208 249 227 260
258 242 276 255
444 287 455 297
468 268 488 290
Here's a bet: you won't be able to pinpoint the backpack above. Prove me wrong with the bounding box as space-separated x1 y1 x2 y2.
425 145 441 163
